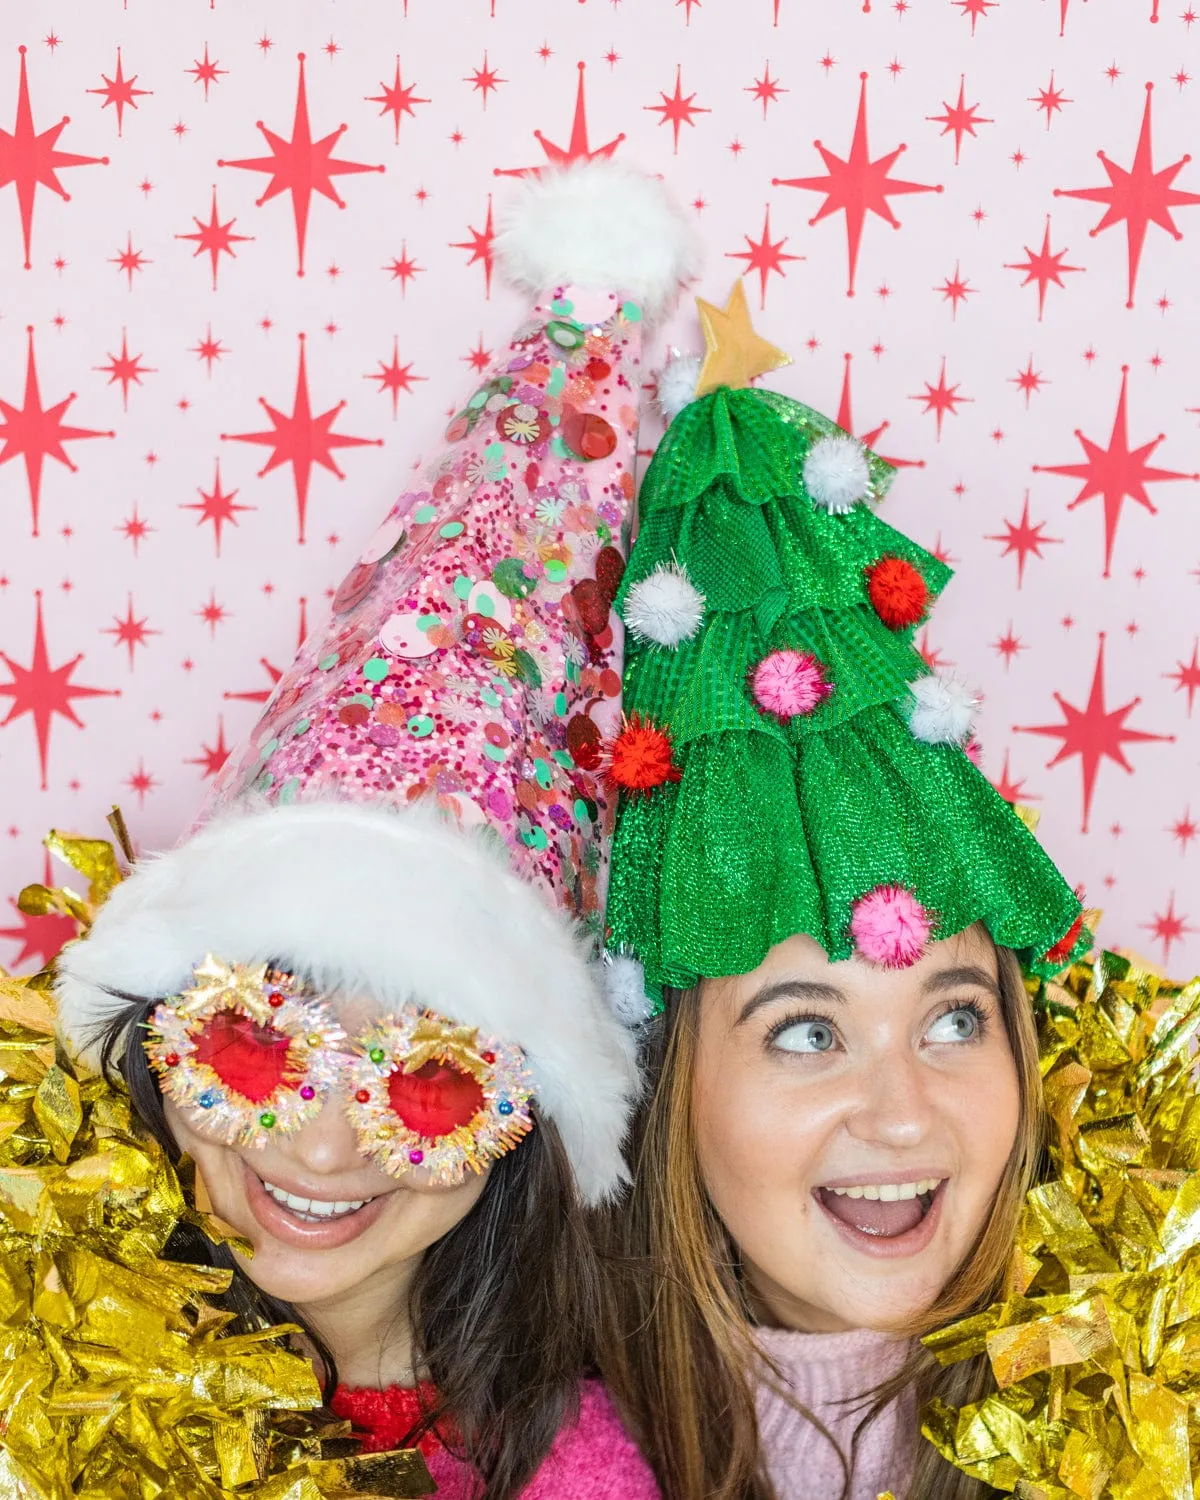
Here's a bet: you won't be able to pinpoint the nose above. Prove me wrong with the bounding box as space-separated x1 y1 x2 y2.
843 1045 936 1150
278 1090 370 1175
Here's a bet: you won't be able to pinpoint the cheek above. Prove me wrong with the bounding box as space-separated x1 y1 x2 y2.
949 1052 1023 1208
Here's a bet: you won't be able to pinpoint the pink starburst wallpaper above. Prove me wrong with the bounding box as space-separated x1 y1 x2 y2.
0 0 1197 974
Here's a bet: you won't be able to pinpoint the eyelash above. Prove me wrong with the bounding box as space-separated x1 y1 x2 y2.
763 998 991 1053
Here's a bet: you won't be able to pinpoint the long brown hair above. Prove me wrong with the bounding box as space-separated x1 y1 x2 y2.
99 992 600 1500
594 940 1043 1500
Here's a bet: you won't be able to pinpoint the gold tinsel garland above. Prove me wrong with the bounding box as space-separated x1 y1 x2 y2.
923 950 1200 1500
0 829 432 1499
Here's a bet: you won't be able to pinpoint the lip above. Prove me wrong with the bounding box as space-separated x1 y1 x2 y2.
816 1168 950 1190
814 1178 947 1261
241 1160 392 1250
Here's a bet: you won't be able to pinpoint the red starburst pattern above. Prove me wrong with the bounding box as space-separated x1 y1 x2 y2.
773 73 942 297
367 337 426 418
94 328 156 410
103 594 158 669
383 242 422 293
1055 83 1200 309
954 0 999 30
1142 893 1194 966
991 750 1038 805
110 231 150 288
909 357 971 439
496 62 624 177
1004 218 1084 319
937 261 975 317
986 494 1062 586
0 46 109 268
451 195 495 294
187 42 226 101
927 77 992 165
1010 356 1047 407
645 64 710 153
367 57 428 144
0 593 118 789
221 334 383 544
746 62 786 118
191 324 226 375
125 759 159 807
183 458 251 555
218 52 385 277
1031 71 1072 127
465 52 505 108
1166 638 1200 713
0 326 115 536
176 187 253 289
1015 635 1174 832
88 47 152 136
1033 365 1200 578
1170 809 1198 852
186 718 232 779
836 353 924 470
727 205 803 308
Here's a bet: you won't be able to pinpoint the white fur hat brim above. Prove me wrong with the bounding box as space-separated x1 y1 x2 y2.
54 800 637 1205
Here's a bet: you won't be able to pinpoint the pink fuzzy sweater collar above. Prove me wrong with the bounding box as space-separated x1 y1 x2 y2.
755 1326 917 1500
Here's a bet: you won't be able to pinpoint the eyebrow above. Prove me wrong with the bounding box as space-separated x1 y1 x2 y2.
922 965 1003 1002
735 979 845 1028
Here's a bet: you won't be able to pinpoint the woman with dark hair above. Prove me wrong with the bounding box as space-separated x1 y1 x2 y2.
25 158 701 1496
593 326 1088 1500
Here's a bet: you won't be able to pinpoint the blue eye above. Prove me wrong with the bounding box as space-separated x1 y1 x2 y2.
772 1020 837 1054
926 1006 981 1044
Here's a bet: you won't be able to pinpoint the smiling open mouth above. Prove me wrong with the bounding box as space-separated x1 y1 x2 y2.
261 1179 375 1223
816 1178 944 1239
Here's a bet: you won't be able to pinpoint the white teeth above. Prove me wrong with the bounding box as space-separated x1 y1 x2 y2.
262 1181 369 1219
826 1178 942 1200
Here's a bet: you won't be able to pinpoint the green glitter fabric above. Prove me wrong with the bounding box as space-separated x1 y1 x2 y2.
606 385 1082 1000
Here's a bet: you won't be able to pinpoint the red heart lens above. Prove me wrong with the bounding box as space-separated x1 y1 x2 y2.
387 1059 486 1140
193 1009 298 1104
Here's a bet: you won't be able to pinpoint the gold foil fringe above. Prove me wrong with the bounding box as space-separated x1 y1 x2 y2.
923 951 1200 1500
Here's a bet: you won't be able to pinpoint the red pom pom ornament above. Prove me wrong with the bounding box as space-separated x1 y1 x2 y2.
605 712 681 795
866 556 929 631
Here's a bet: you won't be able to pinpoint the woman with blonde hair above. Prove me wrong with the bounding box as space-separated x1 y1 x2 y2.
594 333 1086 1499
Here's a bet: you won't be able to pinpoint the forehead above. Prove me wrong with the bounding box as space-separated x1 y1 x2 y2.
704 925 999 1017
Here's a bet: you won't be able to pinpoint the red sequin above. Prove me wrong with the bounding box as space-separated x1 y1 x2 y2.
331 1382 447 1456
192 1011 297 1104
387 1059 485 1139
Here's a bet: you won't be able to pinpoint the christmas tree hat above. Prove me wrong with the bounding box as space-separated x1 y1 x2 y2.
57 161 700 1204
604 285 1085 1006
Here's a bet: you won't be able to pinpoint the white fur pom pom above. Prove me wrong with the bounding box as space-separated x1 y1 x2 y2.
494 160 702 320
623 561 706 647
603 953 654 1026
656 353 704 422
906 675 980 746
803 434 873 514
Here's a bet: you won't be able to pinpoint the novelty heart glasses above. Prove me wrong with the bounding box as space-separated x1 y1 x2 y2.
144 956 534 1184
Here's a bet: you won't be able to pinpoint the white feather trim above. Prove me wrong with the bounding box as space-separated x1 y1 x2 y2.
494 160 702 319
656 353 704 422
803 434 873 513
623 561 705 647
906 675 979 745
54 800 638 1205
602 953 654 1026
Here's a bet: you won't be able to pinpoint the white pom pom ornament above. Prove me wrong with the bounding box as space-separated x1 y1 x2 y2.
603 953 654 1026
906 675 979 746
656 353 704 423
623 561 706 647
803 434 873 514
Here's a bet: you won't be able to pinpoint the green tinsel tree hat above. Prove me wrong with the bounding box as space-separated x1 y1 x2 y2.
604 284 1086 1010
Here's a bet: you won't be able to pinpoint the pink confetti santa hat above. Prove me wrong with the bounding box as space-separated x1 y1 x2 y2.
56 161 700 1204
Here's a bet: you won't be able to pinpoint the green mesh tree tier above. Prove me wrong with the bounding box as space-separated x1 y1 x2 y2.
605 385 1083 999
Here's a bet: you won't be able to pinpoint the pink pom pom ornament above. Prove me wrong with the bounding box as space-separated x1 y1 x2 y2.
750 649 832 723
850 884 932 968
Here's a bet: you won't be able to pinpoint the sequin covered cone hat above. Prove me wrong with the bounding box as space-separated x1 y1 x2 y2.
56 160 700 1203
603 289 1086 1012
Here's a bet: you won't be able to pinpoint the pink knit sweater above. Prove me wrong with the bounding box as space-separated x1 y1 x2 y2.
334 1377 659 1499
755 1327 917 1500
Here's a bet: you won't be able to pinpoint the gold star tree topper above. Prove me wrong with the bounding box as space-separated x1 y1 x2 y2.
694 280 792 398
